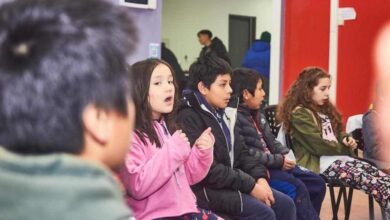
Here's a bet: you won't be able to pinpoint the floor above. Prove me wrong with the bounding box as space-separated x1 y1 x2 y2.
320 187 383 220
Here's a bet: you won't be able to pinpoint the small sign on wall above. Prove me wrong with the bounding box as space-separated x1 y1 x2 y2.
119 0 156 9
149 43 160 58
338 7 356 25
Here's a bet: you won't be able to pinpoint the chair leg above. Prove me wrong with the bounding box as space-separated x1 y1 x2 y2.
381 206 388 220
329 186 339 220
369 195 375 220
340 186 346 208
344 187 353 220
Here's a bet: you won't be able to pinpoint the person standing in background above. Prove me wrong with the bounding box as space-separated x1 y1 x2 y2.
242 31 271 105
161 42 186 95
198 29 231 65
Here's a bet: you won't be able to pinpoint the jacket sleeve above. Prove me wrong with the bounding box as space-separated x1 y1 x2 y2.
262 152 285 169
119 133 190 200
257 114 289 168
260 114 290 155
203 160 256 194
184 139 214 185
242 143 284 169
214 42 228 56
291 107 353 156
212 40 231 64
236 133 270 180
235 113 285 169
177 109 256 194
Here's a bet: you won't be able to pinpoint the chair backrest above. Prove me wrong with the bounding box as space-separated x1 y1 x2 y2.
346 114 363 133
264 104 280 137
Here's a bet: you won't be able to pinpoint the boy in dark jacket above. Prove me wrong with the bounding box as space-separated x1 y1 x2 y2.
232 68 326 219
0 0 137 219
177 55 295 220
198 29 231 65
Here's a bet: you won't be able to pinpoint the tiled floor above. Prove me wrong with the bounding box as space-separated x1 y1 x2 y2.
320 187 383 220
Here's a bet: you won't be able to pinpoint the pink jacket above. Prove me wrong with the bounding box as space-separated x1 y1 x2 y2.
119 121 214 220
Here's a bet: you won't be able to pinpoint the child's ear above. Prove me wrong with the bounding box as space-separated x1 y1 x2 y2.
243 89 252 100
197 81 209 96
82 104 111 146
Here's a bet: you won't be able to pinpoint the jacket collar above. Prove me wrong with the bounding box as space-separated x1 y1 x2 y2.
182 89 225 119
237 103 259 119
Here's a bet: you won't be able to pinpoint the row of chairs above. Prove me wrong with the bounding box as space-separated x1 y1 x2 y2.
263 105 384 220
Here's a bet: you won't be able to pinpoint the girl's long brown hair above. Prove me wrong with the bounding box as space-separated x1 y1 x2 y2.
277 67 343 134
130 59 178 148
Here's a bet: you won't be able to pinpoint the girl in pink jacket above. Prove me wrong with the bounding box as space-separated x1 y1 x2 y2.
119 59 218 220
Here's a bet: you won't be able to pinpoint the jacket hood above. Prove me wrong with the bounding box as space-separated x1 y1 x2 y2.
179 89 202 112
211 37 224 46
237 104 257 116
0 147 130 220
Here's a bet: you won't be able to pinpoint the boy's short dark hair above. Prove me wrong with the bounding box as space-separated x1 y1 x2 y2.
231 68 263 102
197 29 213 39
188 54 232 91
0 0 137 155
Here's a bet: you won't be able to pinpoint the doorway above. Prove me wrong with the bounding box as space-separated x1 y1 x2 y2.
228 15 256 68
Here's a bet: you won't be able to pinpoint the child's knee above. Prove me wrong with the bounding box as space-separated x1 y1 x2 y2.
255 206 276 220
263 208 276 220
275 192 296 214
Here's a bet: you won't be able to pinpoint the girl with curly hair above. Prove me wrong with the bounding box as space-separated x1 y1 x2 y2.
278 67 390 217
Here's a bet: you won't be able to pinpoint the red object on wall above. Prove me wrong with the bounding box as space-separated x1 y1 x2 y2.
282 0 390 120
282 0 330 96
337 0 390 118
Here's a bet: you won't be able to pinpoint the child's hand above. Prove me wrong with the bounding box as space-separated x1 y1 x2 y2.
195 127 215 150
257 178 272 194
282 157 296 170
175 130 190 147
251 179 275 207
342 136 357 150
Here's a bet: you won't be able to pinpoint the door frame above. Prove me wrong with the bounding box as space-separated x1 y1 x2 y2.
269 0 283 105
228 14 256 68
228 14 256 47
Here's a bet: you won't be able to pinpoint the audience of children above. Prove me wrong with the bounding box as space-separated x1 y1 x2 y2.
177 55 296 220
0 0 388 219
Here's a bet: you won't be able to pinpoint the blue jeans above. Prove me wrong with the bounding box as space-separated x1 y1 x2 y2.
293 166 326 215
234 189 296 220
269 166 325 220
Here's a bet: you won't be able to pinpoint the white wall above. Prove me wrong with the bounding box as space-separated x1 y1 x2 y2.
162 0 273 70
